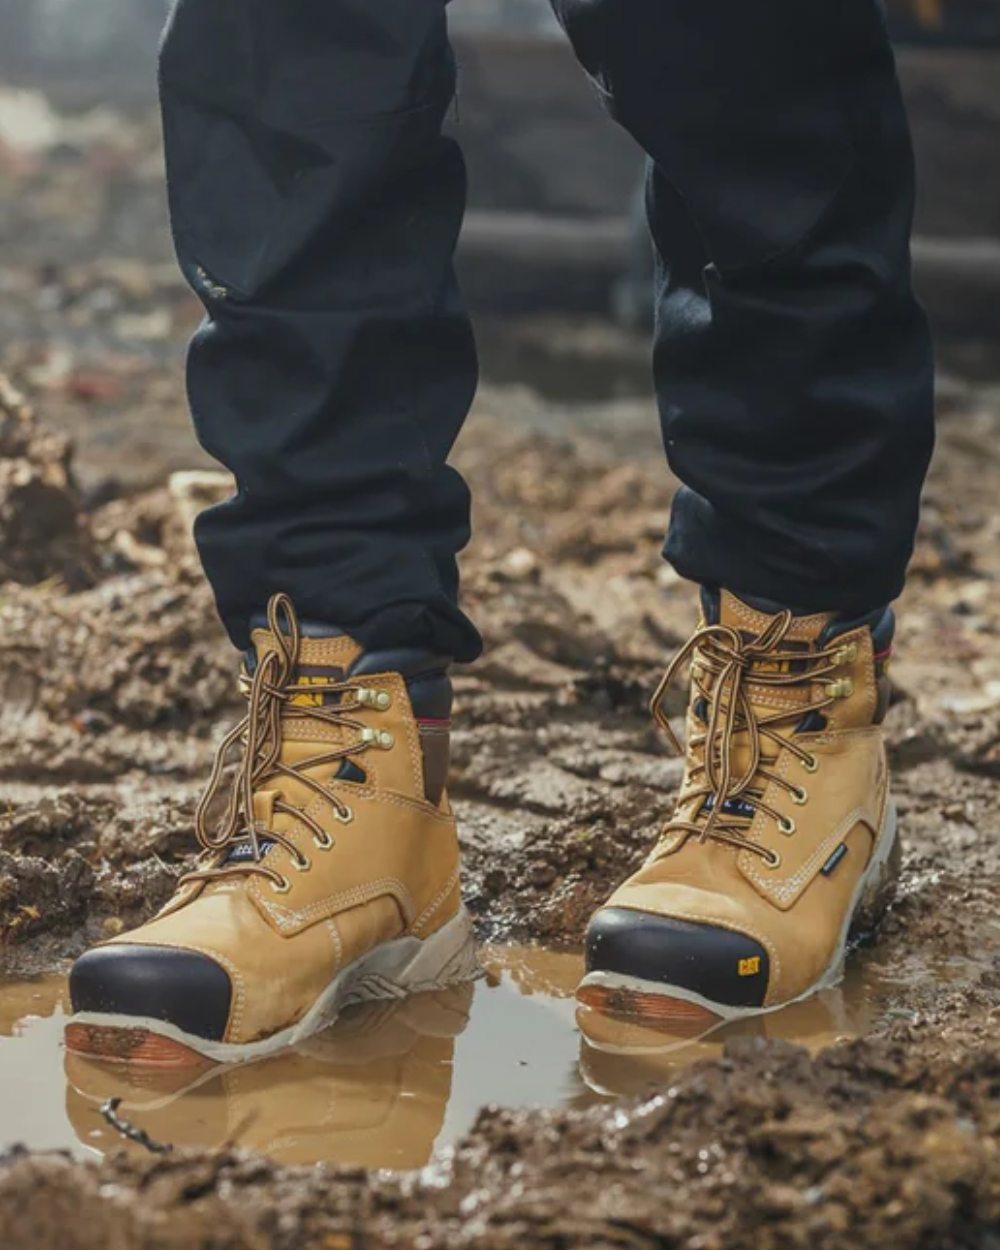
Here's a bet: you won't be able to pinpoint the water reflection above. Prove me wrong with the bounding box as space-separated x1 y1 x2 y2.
66 986 473 1169
0 945 921 1169
576 963 880 1096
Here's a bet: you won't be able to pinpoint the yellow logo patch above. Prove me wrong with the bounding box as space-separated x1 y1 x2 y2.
738 956 761 977
291 674 336 707
754 658 793 676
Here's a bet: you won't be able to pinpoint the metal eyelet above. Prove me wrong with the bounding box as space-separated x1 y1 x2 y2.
313 830 334 850
359 727 395 750
834 642 859 666
792 786 809 806
358 687 392 711
778 816 796 836
270 875 291 895
334 804 354 825
293 854 311 873
802 755 819 774
825 678 854 699
766 850 782 870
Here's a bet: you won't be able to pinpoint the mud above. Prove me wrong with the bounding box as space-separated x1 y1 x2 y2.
1 980 999 1250
1 89 1000 1250
2 943 982 1172
0 369 998 1246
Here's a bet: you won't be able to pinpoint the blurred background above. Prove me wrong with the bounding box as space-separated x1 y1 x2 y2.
0 0 997 487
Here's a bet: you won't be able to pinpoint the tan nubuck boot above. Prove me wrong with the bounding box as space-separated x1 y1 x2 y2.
578 589 900 1027
67 594 478 1065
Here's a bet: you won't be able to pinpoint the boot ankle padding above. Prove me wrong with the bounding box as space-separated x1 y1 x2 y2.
418 723 450 806
349 648 451 690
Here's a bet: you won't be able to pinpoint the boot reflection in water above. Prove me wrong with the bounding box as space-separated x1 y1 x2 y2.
65 985 473 1170
577 968 876 1098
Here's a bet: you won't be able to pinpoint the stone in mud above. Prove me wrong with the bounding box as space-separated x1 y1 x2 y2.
0 373 95 589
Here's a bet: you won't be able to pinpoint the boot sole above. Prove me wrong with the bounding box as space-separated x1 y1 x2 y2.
577 798 900 1030
65 906 481 1068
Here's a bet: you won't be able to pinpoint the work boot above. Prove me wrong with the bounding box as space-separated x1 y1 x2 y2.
67 593 478 1065
579 589 900 1026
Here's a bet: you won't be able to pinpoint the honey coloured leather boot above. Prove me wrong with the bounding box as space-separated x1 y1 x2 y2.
67 593 478 1065
579 589 900 1026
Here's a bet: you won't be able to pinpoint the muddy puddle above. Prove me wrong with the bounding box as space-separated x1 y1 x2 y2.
0 941 962 1172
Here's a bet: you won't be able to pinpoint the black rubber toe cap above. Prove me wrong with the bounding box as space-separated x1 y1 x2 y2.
585 909 770 1009
69 945 233 1042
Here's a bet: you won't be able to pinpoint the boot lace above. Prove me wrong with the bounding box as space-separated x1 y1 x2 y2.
180 593 387 893
649 610 854 867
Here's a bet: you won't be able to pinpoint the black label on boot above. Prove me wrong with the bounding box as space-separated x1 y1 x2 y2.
821 843 849 877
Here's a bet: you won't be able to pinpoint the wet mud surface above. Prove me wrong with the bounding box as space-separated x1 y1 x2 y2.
0 88 999 1250
1 364 999 1247
0 943 971 1171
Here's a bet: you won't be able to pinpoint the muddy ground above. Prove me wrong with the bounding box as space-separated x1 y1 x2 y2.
0 89 999 1250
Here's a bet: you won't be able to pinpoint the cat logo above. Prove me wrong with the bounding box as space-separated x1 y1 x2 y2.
290 668 346 707
753 659 793 676
738 956 761 977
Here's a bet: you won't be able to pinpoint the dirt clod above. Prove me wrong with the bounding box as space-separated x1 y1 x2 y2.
0 372 95 588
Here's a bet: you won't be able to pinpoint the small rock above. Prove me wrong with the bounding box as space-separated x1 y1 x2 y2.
499 547 539 581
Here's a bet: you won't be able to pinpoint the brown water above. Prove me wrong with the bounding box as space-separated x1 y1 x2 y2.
0 945 910 1170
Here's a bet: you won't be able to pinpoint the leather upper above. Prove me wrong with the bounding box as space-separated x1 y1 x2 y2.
92 620 462 1046
592 590 893 1008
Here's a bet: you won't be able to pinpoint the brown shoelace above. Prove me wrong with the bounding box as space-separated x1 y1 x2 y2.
181 593 387 894
649 610 855 867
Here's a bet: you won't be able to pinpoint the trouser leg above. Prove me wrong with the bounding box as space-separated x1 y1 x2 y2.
553 0 934 613
159 0 482 658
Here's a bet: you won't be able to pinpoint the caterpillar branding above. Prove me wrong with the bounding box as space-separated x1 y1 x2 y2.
289 666 347 707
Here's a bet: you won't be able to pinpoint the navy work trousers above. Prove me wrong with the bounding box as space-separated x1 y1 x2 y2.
159 0 934 659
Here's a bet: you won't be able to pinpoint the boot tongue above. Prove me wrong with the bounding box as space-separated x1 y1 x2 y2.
249 627 364 709
713 589 835 647
692 591 833 793
218 628 366 866
248 624 365 785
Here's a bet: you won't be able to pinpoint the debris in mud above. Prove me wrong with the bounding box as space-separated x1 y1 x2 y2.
2 379 999 1244
99 1097 173 1157
0 372 95 588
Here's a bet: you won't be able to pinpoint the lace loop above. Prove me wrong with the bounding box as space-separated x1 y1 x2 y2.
650 611 851 863
180 593 384 893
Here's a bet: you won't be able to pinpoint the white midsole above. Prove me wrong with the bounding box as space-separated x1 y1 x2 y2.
68 906 481 1065
578 799 900 1030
